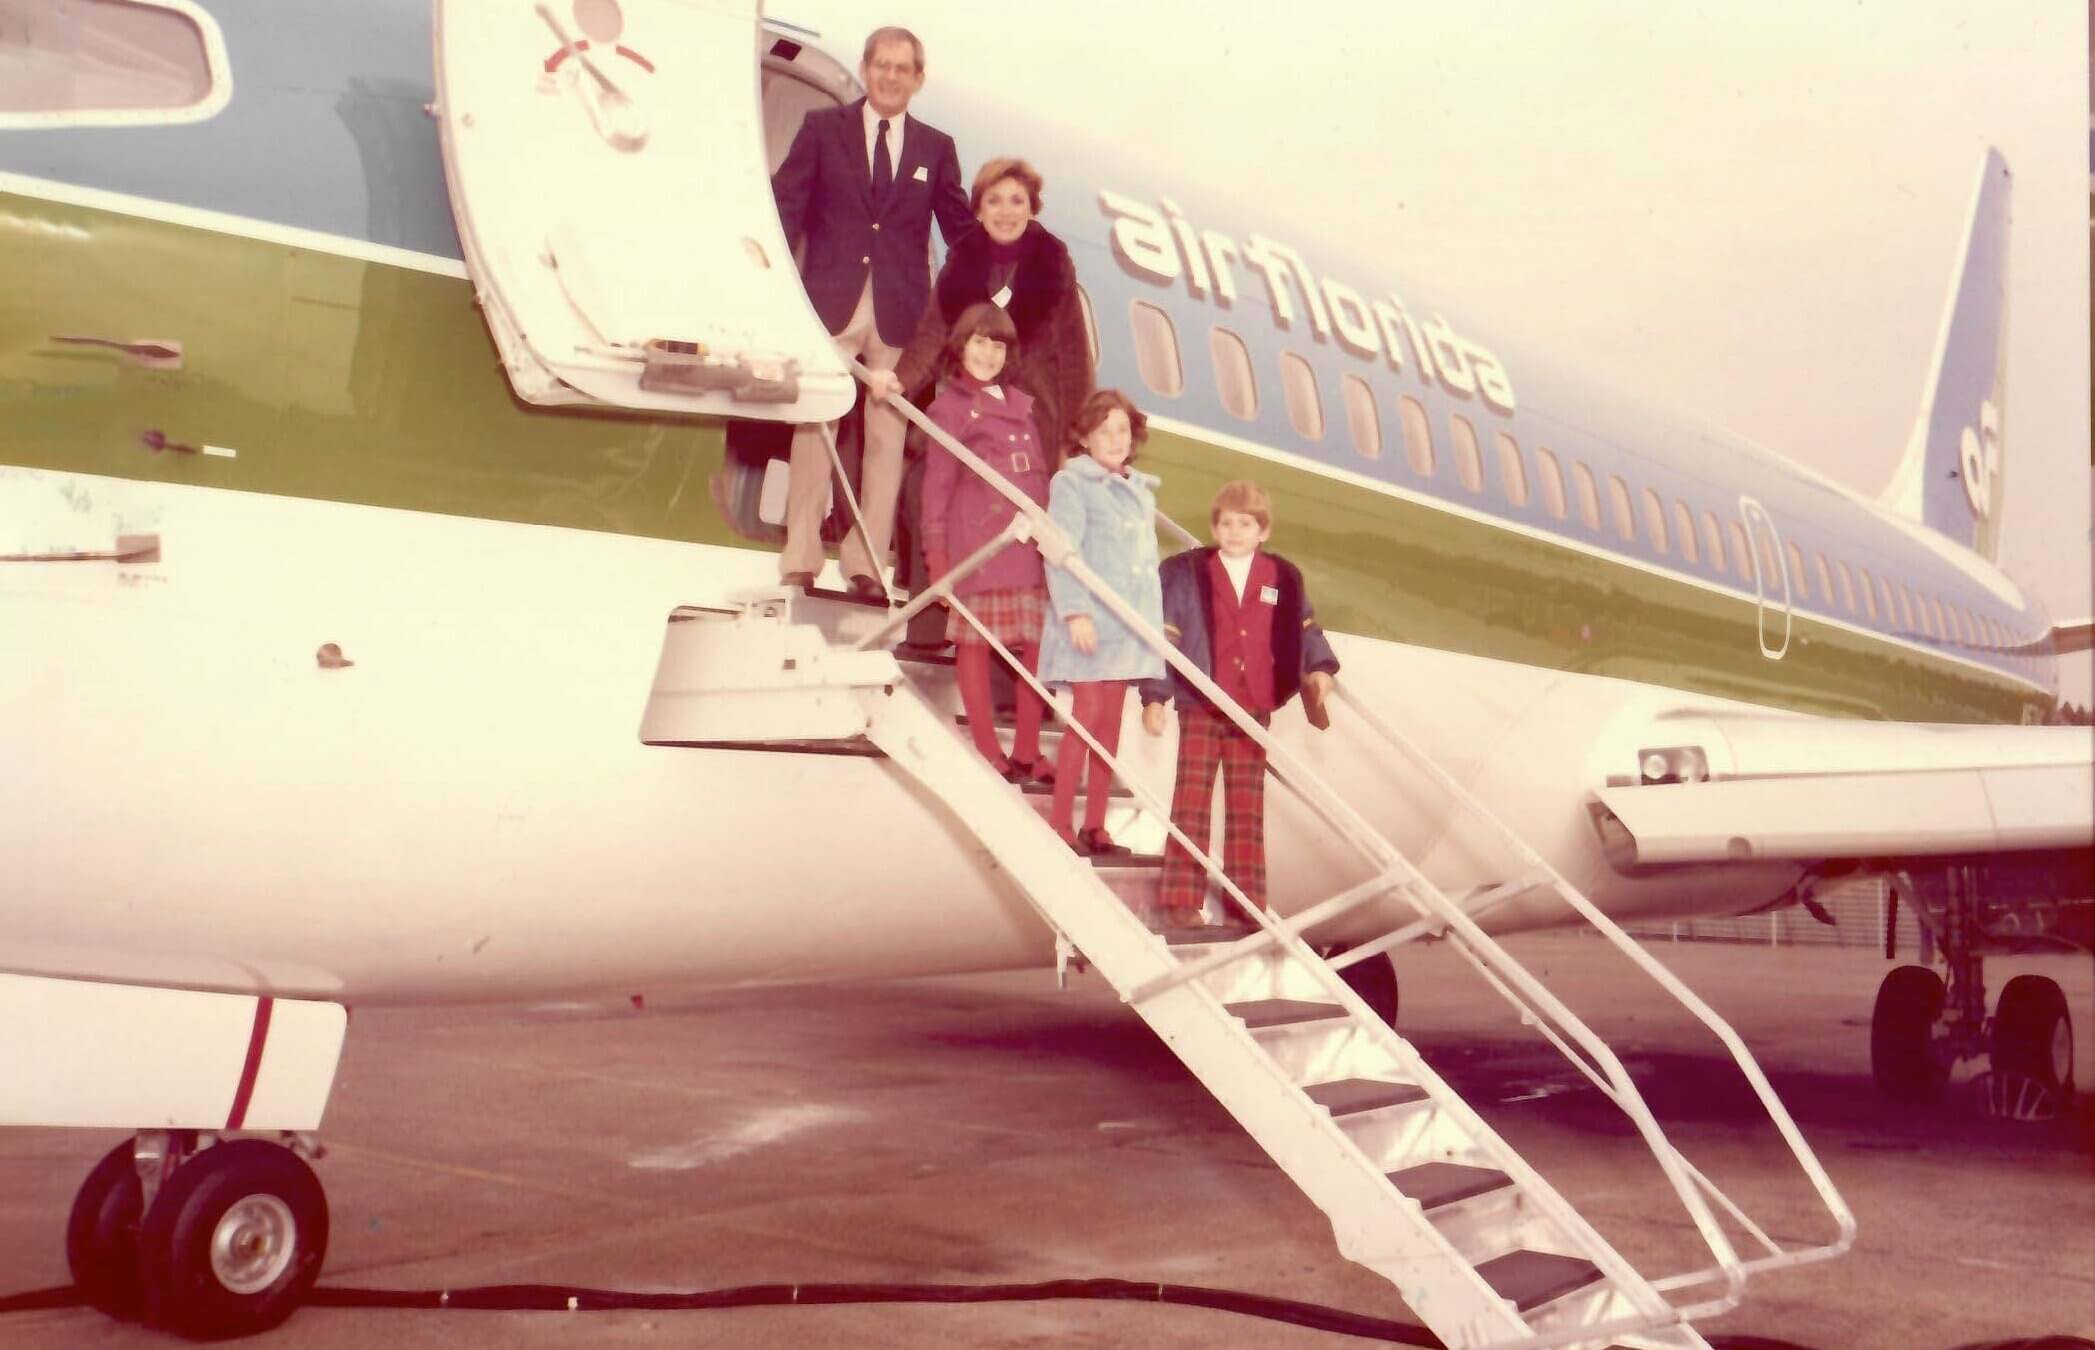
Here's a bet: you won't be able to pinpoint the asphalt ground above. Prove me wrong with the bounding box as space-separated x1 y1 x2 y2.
2 934 2090 1348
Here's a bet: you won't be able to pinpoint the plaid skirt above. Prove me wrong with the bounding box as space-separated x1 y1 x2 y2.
948 585 1049 649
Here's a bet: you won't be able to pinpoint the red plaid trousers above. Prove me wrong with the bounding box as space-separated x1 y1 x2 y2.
1158 706 1270 914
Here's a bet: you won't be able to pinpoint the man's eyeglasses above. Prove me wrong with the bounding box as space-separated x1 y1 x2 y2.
867 60 917 76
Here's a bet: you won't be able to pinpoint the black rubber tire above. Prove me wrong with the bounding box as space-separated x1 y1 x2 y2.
1337 951 1400 1029
65 1141 146 1321
1871 964 1948 1102
138 1140 328 1341
1993 974 2075 1100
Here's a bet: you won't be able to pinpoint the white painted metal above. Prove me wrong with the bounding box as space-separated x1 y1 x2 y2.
0 975 345 1129
432 0 852 421
1597 759 2095 863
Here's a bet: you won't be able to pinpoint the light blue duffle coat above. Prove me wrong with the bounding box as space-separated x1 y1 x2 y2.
1037 454 1167 685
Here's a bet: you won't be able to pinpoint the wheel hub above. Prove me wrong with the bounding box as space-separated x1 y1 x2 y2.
209 1194 296 1295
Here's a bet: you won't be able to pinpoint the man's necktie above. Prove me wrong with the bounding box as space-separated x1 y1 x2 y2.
872 118 893 204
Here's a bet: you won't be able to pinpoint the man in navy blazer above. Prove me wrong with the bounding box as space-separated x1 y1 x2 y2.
771 25 972 599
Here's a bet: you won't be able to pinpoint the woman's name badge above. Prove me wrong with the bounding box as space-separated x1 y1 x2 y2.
1259 585 1280 605
991 285 1013 307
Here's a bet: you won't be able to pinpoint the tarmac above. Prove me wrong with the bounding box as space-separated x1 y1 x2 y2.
2 933 2090 1349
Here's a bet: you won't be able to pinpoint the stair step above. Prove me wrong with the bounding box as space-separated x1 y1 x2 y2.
1388 1161 1511 1211
892 643 957 667
1226 999 1348 1030
1303 1077 1429 1117
1019 779 1133 798
1473 1249 1604 1313
1164 923 1260 946
801 583 892 609
1089 852 1163 869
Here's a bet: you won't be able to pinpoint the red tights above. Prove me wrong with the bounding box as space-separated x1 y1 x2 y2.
957 643 1044 770
1051 680 1128 835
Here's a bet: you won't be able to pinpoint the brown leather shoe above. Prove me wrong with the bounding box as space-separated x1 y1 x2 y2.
781 571 816 592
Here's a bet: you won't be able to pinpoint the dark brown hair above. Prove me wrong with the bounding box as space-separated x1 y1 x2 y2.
940 301 1019 382
1069 388 1148 464
969 156 1044 215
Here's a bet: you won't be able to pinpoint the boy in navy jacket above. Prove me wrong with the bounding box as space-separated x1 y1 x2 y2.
1139 481 1339 928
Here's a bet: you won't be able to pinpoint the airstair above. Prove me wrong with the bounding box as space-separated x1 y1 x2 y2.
642 375 1854 1350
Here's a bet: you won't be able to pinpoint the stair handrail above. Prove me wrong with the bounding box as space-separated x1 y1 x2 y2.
1328 683 1858 1278
844 361 1846 1324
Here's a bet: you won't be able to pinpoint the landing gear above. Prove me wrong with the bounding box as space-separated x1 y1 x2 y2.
1992 974 2074 1101
1869 965 1948 1102
1336 951 1400 1029
66 1135 329 1340
65 1141 146 1321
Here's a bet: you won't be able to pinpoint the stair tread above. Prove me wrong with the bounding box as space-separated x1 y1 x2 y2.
1473 1249 1604 1313
1089 852 1163 869
1020 780 1133 798
1226 998 1348 1030
1302 1077 1429 1116
892 644 958 667
1163 923 1259 945
1387 1161 1511 1210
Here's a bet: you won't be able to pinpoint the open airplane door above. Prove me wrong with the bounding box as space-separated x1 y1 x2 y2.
433 0 853 423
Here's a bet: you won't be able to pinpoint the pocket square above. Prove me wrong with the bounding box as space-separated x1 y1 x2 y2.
912 164 929 182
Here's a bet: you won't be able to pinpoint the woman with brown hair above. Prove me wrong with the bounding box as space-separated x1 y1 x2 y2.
871 155 1093 458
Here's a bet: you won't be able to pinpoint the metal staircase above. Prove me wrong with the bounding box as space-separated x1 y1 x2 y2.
640 370 1854 1349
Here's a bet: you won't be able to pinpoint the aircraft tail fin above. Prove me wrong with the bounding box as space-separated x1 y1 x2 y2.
1877 148 2011 561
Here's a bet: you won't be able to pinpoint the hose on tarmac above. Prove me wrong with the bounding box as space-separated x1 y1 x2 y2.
5 1279 2091 1348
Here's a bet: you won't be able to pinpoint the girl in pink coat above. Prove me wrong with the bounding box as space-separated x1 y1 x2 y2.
922 303 1055 782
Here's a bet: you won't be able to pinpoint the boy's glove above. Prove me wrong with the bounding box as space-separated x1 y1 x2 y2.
1301 671 1334 731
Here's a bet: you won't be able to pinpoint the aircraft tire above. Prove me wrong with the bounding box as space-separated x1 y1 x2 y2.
1992 974 2074 1101
1870 964 1948 1103
1337 951 1400 1029
65 1140 146 1321
138 1139 329 1341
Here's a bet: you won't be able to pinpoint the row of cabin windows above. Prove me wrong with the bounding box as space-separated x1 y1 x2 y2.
1114 297 2034 663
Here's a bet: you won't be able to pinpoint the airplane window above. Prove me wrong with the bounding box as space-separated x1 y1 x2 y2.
1075 285 1099 369
1728 521 1753 582
1926 595 1945 641
1279 352 1324 441
1129 301 1184 398
1606 474 1635 541
1813 551 1835 609
1640 487 1668 553
1672 500 1697 563
1897 582 1918 632
1572 462 1602 530
1855 566 1877 620
1341 374 1381 459
1756 533 1782 593
1785 541 1810 602
1495 432 1528 506
1450 415 1484 493
1399 396 1435 478
1535 447 1567 519
1834 559 1857 614
1947 605 1968 647
0 0 228 126
1879 576 1898 627
1208 326 1256 419
1701 511 1727 575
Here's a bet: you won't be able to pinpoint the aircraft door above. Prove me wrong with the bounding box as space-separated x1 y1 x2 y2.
1738 495 1792 659
433 0 853 424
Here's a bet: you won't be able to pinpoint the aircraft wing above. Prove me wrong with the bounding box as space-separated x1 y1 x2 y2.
1593 716 2093 865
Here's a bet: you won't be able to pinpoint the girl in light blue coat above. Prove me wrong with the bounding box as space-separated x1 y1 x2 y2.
1039 390 1166 854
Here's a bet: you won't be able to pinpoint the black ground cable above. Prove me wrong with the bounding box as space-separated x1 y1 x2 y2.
8 1279 2090 1349
308 1279 1444 1344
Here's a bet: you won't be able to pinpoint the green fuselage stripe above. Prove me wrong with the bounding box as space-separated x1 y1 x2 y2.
0 190 2038 724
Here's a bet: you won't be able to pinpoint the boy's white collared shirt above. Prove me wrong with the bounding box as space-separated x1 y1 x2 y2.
1220 549 1255 601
